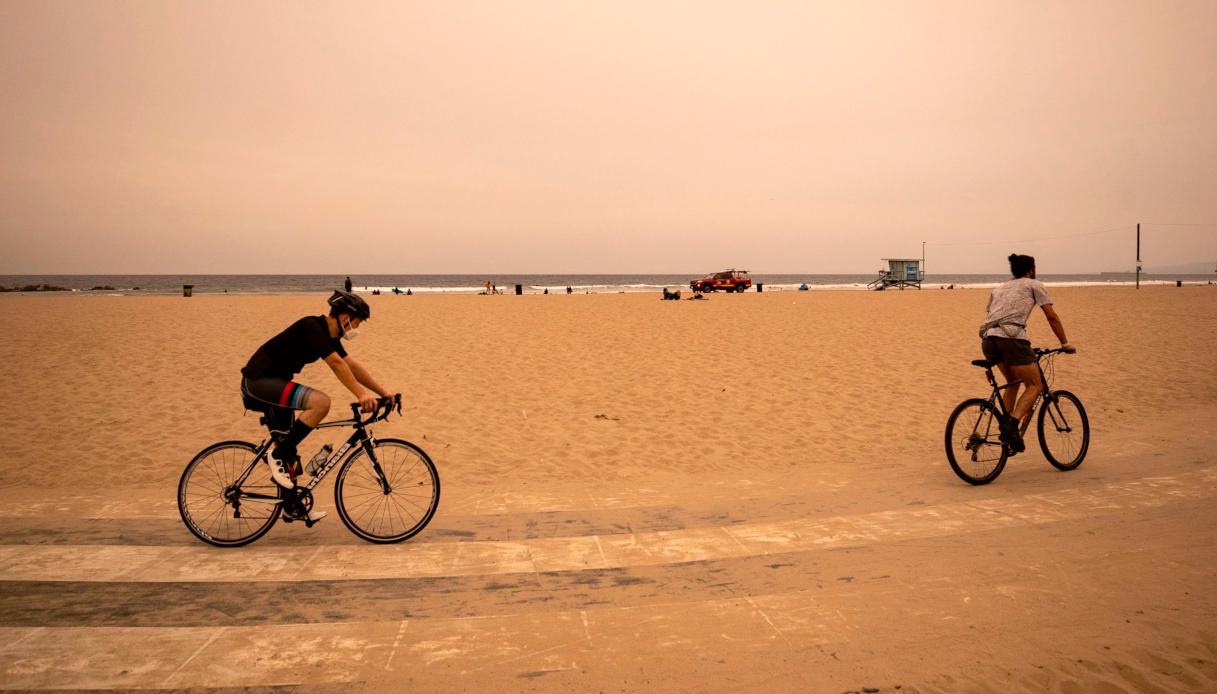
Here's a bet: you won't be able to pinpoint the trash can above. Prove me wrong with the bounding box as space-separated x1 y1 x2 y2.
515 284 522 295
756 283 763 293
183 285 194 297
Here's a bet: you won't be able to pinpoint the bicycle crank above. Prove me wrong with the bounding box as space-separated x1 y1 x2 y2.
279 488 314 523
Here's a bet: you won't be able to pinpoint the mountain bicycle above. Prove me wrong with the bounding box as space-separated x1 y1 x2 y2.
178 394 440 547
945 348 1089 485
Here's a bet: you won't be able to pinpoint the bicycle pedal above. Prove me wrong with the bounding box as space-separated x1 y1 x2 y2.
281 508 307 522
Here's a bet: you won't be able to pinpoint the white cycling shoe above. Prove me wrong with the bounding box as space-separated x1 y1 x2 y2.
266 449 297 489
305 510 327 522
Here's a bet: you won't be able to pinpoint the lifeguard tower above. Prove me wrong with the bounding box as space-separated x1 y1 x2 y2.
867 258 924 290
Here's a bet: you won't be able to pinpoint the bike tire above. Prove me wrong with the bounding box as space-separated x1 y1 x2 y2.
1037 390 1089 471
178 441 282 547
945 398 1009 485
334 438 440 544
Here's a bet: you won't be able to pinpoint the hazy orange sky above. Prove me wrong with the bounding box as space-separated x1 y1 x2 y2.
2 0 1215 274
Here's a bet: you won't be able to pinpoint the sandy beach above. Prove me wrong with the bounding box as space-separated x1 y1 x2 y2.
1 285 1215 693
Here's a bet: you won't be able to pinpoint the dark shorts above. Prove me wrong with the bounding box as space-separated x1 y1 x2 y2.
240 377 317 433
981 337 1035 366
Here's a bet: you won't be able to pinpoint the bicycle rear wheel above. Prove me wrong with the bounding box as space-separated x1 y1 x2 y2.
178 441 282 547
945 398 1009 485
1037 390 1089 470
335 438 440 543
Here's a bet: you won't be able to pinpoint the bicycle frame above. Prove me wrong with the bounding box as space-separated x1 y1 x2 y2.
980 349 1068 437
228 397 401 510
946 347 1086 485
301 408 388 493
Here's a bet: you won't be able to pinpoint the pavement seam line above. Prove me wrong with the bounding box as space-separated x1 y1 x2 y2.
162 625 225 687
746 596 792 647
293 546 326 578
384 619 409 671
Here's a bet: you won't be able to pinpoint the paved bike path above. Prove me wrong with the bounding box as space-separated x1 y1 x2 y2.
1 470 1211 585
1 467 1215 691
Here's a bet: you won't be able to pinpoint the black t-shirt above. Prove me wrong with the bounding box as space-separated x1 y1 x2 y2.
241 315 347 380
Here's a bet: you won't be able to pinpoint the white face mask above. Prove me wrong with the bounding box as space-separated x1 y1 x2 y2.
340 316 360 340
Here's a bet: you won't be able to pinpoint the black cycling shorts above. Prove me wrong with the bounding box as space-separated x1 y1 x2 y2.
981 337 1035 366
240 377 317 433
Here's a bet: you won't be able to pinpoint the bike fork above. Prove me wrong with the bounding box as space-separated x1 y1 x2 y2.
360 439 393 495
1040 394 1071 434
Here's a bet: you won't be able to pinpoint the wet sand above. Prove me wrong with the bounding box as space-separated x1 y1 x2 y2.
1 285 1215 692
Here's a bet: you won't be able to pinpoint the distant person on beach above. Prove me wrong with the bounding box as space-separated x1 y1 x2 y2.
239 290 392 522
344 276 352 292
566 286 573 294
979 254 1076 453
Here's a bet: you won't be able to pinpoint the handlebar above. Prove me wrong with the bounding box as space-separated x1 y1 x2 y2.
1034 347 1072 357
348 394 402 426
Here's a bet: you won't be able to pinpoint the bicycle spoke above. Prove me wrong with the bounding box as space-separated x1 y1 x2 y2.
179 442 280 547
946 399 1008 485
1037 391 1088 471
335 440 439 542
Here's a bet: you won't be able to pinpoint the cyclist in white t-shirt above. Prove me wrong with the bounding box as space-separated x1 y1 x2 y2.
979 254 1076 452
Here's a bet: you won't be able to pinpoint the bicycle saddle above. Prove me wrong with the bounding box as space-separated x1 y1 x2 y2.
971 359 995 368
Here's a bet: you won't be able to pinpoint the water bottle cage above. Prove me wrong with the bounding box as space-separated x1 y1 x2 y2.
305 444 333 477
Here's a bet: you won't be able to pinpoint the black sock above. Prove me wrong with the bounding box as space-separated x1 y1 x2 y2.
276 419 314 459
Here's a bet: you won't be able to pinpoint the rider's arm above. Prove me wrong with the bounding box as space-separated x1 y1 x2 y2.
343 355 391 399
323 352 378 410
1040 304 1075 352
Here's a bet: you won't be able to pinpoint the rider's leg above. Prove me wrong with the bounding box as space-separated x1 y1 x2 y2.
273 389 330 523
1007 363 1042 424
242 378 328 491
282 389 330 524
994 362 1021 416
983 338 1037 454
992 361 1035 454
276 388 330 458
296 389 331 427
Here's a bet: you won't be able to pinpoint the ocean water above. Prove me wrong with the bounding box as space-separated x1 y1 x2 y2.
2 273 1215 295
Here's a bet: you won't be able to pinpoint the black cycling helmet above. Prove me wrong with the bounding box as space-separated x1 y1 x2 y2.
327 289 371 319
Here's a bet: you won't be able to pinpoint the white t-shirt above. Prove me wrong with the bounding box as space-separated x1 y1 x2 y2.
981 277 1052 342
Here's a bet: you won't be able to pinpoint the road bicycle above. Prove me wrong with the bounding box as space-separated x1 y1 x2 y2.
178 394 440 547
945 348 1089 485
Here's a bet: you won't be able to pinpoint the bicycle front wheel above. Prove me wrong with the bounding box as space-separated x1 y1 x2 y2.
1037 390 1089 470
178 441 282 547
335 438 440 543
945 398 1009 485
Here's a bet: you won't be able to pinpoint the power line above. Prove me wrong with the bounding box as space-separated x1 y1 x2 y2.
926 224 1131 248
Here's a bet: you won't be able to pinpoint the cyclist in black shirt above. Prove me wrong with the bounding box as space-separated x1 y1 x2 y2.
240 290 390 520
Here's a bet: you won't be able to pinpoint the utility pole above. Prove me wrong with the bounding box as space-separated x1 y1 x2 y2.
921 241 926 282
1136 223 1141 289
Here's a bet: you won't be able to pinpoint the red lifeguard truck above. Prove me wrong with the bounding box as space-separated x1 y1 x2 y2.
690 269 752 293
